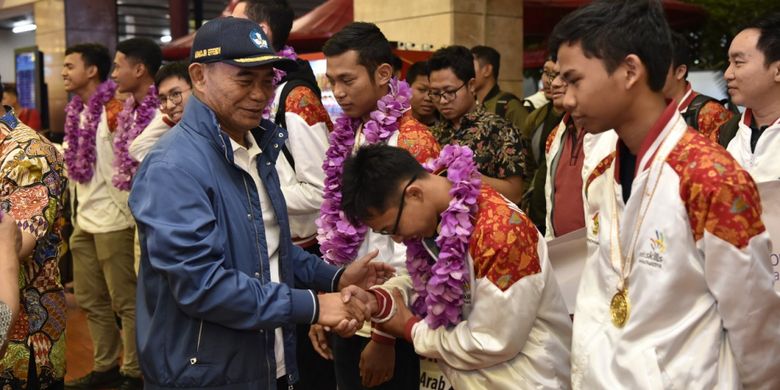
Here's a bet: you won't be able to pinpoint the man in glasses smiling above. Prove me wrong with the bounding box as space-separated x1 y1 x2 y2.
130 62 192 163
428 46 531 205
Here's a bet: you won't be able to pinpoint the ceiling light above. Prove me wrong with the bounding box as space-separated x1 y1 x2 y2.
12 23 36 33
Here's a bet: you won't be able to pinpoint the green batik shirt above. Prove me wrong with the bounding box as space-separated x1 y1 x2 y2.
431 105 531 182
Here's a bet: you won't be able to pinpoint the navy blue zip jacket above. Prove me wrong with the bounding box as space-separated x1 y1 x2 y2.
129 95 342 389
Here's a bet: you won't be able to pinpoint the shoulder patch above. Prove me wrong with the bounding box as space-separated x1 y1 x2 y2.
470 186 541 291
398 113 441 164
106 98 124 133
285 86 333 132
666 130 765 248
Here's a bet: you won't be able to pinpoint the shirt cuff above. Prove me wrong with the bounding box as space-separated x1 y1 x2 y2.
404 316 422 344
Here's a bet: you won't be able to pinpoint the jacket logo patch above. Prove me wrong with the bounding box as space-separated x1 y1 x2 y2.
639 230 665 270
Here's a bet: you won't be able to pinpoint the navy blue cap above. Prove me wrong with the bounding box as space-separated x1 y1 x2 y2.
190 16 297 71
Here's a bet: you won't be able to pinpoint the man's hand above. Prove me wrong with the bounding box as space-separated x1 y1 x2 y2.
341 285 378 317
316 292 368 336
360 340 395 388
378 289 416 340
338 250 395 290
309 324 333 360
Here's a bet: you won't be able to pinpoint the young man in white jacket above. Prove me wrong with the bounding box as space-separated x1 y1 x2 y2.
338 143 572 390
551 1 780 388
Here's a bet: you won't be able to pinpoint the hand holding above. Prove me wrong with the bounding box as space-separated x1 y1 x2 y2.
339 250 396 290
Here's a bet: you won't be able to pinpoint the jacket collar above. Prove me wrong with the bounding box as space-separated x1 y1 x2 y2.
180 94 288 165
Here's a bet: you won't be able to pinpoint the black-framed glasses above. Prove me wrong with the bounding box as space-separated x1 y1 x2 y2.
378 174 418 236
158 89 190 110
427 83 466 103
542 70 560 81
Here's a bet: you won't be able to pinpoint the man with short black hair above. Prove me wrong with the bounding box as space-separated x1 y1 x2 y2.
662 31 733 141
429 45 529 204
405 61 438 126
471 45 527 131
551 1 780 387
62 42 144 390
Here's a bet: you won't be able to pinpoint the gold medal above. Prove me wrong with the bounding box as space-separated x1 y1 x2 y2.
610 288 630 327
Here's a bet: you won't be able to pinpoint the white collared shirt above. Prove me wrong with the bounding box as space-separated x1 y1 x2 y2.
229 132 285 379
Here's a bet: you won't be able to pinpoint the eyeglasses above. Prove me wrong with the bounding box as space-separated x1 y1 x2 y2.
158 89 190 110
542 70 560 81
378 174 418 236
427 83 466 103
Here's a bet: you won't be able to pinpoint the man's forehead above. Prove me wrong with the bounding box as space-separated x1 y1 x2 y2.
729 29 761 56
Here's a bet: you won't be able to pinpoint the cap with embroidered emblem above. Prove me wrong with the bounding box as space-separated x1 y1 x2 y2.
190 16 297 71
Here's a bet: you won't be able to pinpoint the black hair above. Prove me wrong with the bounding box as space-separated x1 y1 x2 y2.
471 45 500 79
405 61 429 85
391 55 403 73
65 43 113 82
744 12 780 67
428 45 476 83
241 0 295 51
670 31 691 79
116 38 163 77
549 0 672 92
154 62 192 90
341 144 427 224
323 22 394 76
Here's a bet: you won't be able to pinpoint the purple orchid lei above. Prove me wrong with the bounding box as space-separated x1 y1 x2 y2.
63 80 117 183
112 85 159 191
316 78 412 265
262 45 299 119
405 144 481 328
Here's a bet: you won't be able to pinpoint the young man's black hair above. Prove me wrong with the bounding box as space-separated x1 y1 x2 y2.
154 62 192 90
391 54 403 75
670 31 691 79
116 38 163 77
405 61 429 85
341 143 426 223
323 22 394 76
428 45 476 83
242 0 295 51
549 0 672 92
471 45 501 79
744 11 780 66
65 43 113 82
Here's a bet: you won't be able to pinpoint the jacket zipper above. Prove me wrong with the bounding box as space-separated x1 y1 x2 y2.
189 320 204 364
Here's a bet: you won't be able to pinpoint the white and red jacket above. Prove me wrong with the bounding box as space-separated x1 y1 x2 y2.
573 104 780 389
543 114 617 240
726 110 780 183
375 185 572 389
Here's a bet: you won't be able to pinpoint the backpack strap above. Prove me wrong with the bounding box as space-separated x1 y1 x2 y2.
495 92 521 118
718 114 741 148
681 94 718 130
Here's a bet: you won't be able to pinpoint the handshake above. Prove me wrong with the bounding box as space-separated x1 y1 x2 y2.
314 285 381 337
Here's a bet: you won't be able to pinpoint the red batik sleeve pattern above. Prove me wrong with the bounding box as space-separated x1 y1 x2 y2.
585 152 616 198
667 131 765 248
285 86 334 132
697 101 734 143
545 120 562 154
106 98 124 133
398 113 441 164
470 185 541 291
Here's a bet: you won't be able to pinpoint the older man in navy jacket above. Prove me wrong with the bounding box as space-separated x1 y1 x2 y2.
129 18 390 390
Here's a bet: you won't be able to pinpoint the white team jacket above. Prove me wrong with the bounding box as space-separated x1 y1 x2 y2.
726 110 780 183
543 115 618 240
573 107 780 389
379 187 572 390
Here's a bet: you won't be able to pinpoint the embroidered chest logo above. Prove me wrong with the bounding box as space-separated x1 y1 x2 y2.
639 230 665 269
591 212 600 236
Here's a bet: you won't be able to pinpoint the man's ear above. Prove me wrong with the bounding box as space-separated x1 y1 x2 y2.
189 63 207 95
772 60 780 83
132 60 147 79
374 62 393 87
406 183 424 202
673 64 687 81
467 77 477 95
623 54 643 91
85 64 99 80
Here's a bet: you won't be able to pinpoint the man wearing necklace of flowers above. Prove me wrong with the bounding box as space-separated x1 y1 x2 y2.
552 1 780 388
312 21 441 390
338 143 572 389
0 73 68 388
428 45 531 205
61 43 144 390
129 17 391 390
